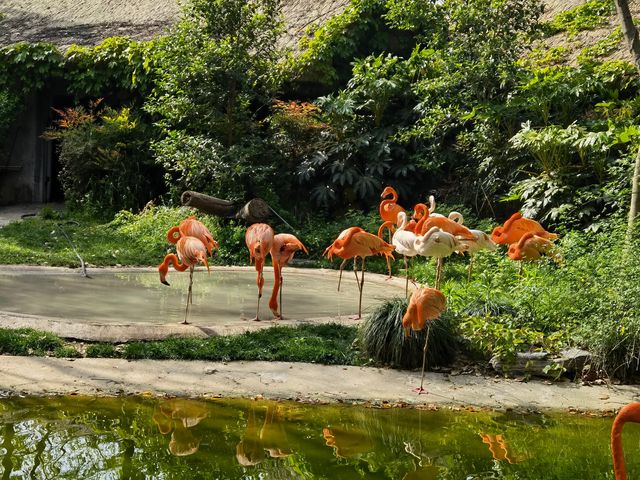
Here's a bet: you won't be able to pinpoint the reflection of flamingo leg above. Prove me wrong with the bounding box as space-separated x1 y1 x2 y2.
183 266 194 325
415 322 432 394
337 259 348 291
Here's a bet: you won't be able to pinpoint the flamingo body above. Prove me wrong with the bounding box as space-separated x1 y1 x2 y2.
457 229 497 254
167 217 218 256
507 231 558 262
492 212 557 245
414 226 459 259
158 236 210 285
402 287 446 337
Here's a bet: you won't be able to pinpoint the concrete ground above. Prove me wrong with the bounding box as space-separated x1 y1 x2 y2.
1 356 638 413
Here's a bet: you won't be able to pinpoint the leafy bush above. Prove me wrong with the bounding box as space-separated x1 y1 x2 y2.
44 102 162 215
360 297 457 368
548 0 614 36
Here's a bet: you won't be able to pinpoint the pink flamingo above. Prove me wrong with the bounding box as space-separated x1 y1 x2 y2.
245 223 275 321
269 233 308 320
611 402 640 480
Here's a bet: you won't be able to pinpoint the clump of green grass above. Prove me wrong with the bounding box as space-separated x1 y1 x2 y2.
86 343 120 358
122 324 360 364
0 328 64 355
54 346 82 358
360 297 457 369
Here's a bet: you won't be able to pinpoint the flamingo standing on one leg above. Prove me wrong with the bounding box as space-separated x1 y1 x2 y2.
245 223 275 321
379 212 418 296
414 226 459 290
159 236 211 324
166 216 218 256
611 402 640 480
324 227 395 319
402 287 446 394
269 233 308 320
491 212 557 245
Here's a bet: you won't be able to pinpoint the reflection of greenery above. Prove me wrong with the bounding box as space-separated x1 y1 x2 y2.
0 396 636 479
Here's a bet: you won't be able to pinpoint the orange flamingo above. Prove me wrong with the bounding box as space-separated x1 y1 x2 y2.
414 204 476 239
269 233 308 319
612 402 640 480
379 186 406 225
507 231 559 262
245 223 275 321
159 236 211 324
324 227 395 319
402 287 446 394
166 216 218 256
491 212 557 245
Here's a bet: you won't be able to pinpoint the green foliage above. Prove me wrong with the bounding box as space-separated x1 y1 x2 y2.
86 343 120 358
0 42 64 93
54 346 82 358
360 297 457 368
64 37 156 97
44 103 162 215
577 28 623 64
547 0 614 36
0 328 63 356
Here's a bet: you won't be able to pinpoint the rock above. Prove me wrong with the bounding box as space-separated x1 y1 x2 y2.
557 348 593 374
490 349 594 380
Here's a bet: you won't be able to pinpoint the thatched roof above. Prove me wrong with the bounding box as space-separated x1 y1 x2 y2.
0 0 351 49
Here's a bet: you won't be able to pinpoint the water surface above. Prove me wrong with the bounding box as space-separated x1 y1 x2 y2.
0 396 636 479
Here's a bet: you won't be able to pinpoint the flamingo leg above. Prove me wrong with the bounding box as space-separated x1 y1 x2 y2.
353 258 361 291
415 322 433 394
467 255 474 283
337 259 348 291
518 262 524 276
278 273 284 320
182 266 194 325
435 258 443 290
253 271 263 322
352 257 365 320
404 256 409 297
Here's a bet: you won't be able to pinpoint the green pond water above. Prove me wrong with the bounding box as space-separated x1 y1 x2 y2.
0 396 636 479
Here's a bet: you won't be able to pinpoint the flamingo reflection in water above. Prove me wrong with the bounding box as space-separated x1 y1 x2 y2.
152 399 209 456
236 404 292 466
322 426 374 459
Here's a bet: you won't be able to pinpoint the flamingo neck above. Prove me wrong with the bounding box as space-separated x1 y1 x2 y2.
502 212 522 232
415 208 430 233
377 221 395 239
162 254 189 272
612 418 628 480
167 226 181 244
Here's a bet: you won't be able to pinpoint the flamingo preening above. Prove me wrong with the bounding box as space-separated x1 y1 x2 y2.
611 402 640 480
379 212 419 296
158 235 211 324
166 216 218 256
413 226 459 290
245 223 275 321
324 227 395 319
491 212 557 245
269 233 308 320
402 287 446 394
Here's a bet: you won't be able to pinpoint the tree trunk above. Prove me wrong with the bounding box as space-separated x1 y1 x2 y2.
181 191 270 224
614 0 640 234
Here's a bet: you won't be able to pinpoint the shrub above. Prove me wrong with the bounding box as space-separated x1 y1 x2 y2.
360 297 457 368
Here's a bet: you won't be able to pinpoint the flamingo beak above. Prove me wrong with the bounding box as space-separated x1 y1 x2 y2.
161 279 170 286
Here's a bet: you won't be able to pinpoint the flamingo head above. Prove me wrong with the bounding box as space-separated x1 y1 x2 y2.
380 186 396 199
158 262 170 286
507 244 522 260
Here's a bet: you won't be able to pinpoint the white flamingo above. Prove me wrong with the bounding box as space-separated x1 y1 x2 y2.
379 212 418 296
414 226 459 289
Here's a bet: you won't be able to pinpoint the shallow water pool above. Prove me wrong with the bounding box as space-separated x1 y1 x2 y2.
0 268 402 324
0 396 636 479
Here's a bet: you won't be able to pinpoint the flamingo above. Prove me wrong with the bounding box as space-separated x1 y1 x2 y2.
612 402 640 480
413 226 459 289
245 223 275 321
379 212 419 296
401 287 446 394
166 216 218 256
269 233 308 320
158 236 210 324
324 227 395 319
491 212 557 245
424 196 464 223
379 186 406 225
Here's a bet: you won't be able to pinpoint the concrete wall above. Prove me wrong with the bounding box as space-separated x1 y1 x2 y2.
0 93 52 205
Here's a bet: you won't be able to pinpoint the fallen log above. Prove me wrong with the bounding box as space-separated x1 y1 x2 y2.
180 191 270 224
